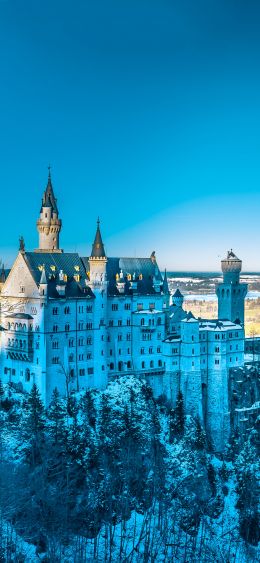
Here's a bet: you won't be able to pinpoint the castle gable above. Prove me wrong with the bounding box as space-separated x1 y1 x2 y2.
1 252 39 299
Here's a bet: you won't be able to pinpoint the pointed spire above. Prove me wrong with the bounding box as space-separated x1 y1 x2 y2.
162 268 170 294
90 218 106 258
41 166 58 214
19 236 25 253
40 265 47 285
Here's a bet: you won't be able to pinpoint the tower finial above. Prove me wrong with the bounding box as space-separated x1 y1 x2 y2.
19 236 25 253
97 216 100 227
48 164 51 181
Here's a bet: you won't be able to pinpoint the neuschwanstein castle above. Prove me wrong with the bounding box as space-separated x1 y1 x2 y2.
0 173 248 450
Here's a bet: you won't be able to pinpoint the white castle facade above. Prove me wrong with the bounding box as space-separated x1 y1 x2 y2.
0 174 247 450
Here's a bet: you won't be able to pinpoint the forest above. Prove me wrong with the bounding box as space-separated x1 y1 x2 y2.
0 376 259 562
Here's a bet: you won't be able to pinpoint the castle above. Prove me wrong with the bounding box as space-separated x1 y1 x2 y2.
0 173 247 451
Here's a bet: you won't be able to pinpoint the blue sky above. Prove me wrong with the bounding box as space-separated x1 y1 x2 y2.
1 0 260 270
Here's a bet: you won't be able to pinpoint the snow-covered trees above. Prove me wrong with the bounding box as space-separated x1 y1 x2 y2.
0 378 258 560
235 431 260 546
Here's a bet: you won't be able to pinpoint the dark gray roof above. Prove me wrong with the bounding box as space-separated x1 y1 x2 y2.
8 313 33 320
20 252 163 298
173 288 183 297
91 220 106 258
23 252 94 299
170 306 188 322
83 256 163 296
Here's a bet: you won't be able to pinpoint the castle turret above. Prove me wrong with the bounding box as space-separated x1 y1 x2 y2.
35 169 62 253
172 288 184 308
88 219 108 389
216 250 247 326
39 265 48 299
89 218 107 284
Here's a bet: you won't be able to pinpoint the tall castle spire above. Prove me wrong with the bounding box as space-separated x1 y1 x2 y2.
89 219 107 285
90 217 106 259
35 168 62 253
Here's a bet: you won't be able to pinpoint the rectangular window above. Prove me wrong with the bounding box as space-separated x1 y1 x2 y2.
112 304 118 311
137 303 143 311
88 367 94 375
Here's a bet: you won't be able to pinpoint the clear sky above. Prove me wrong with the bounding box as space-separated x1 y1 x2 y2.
1 0 260 271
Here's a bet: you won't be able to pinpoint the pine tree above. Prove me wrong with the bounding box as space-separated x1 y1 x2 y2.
24 383 45 465
0 380 4 400
194 416 207 450
47 387 67 445
80 389 96 429
170 390 185 439
207 463 217 496
235 435 260 545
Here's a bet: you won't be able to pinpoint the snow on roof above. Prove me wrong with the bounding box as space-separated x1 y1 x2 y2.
133 309 162 314
164 336 181 343
199 319 243 331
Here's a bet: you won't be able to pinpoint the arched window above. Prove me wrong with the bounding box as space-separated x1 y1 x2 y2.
150 360 154 368
25 369 30 382
158 359 162 367
141 318 145 326
142 361 145 369
110 362 114 370
118 361 123 372
221 289 224 298
127 361 131 369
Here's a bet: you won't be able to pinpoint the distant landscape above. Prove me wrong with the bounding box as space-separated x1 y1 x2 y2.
167 272 260 337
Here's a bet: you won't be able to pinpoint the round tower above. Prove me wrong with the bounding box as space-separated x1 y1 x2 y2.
221 249 242 284
217 250 247 326
35 169 62 253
